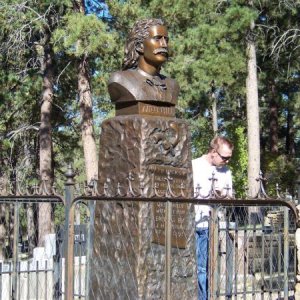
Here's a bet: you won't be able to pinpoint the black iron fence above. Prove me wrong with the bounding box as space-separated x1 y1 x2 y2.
0 167 298 299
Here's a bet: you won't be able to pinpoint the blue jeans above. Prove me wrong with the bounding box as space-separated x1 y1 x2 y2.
196 228 209 300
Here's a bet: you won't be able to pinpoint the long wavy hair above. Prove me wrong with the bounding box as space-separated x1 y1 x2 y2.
122 18 165 70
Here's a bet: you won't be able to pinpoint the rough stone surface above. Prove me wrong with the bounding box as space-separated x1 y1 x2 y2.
90 115 197 300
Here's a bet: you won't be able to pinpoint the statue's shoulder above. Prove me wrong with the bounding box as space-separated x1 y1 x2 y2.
108 70 140 103
165 76 179 89
108 69 139 86
108 69 180 103
109 70 126 84
165 76 180 99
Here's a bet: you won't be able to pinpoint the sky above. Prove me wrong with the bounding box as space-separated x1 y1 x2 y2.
84 0 112 20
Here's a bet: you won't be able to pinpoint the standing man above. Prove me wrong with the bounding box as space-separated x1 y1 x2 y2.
192 136 234 299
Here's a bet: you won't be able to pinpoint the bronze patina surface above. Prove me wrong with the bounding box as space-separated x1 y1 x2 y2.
108 19 179 116
91 19 197 299
115 101 175 117
92 116 196 299
150 164 189 248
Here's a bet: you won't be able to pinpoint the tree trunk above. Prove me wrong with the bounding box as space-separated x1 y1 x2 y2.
246 22 260 197
0 164 7 259
0 204 7 259
212 95 218 134
210 80 218 134
286 109 295 156
75 0 98 183
0 142 8 259
269 83 278 153
78 56 98 182
38 40 54 246
27 203 36 255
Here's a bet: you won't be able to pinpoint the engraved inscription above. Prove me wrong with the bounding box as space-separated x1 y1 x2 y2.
140 103 175 116
150 165 189 248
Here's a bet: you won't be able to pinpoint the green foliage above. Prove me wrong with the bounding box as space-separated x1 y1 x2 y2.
228 124 248 197
190 117 214 159
52 13 118 57
262 153 297 197
54 204 66 226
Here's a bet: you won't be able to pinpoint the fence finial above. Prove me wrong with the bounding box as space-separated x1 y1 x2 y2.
65 164 76 186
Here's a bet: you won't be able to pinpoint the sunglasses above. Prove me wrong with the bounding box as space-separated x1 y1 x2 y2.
215 150 231 161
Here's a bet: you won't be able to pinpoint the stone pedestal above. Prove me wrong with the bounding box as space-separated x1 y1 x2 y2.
90 115 197 299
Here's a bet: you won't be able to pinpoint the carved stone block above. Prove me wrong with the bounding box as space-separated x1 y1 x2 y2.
90 115 197 299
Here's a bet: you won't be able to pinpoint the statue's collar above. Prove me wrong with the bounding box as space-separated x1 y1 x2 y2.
136 68 161 79
135 68 167 90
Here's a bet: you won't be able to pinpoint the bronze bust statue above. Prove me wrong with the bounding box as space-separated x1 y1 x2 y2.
108 19 179 116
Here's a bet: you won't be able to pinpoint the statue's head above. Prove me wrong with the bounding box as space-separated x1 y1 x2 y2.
122 18 167 70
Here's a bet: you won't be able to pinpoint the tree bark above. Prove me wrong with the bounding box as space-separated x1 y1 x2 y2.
74 0 98 183
246 22 260 197
27 203 36 254
286 109 295 156
212 95 218 134
0 148 7 259
269 83 279 153
78 56 98 182
38 39 54 246
0 204 6 259
209 80 218 134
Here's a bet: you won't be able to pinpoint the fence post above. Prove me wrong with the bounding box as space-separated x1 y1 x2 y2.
295 213 300 300
53 227 62 299
11 202 19 300
165 201 172 300
85 200 95 299
297 166 300 205
64 165 75 300
283 207 289 300
295 166 300 299
225 211 233 298
209 207 219 300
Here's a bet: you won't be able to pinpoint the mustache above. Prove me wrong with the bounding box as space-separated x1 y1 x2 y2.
153 48 168 55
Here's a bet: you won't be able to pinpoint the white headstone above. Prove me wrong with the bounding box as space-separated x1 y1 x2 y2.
33 247 46 260
44 233 56 259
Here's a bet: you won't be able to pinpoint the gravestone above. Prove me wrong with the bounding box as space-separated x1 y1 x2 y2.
90 18 197 299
